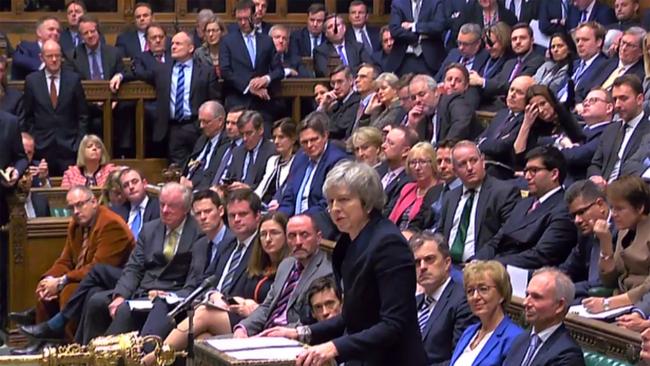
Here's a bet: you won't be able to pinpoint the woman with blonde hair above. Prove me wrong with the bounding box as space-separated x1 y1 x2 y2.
357 72 406 130
61 134 116 188
349 126 383 167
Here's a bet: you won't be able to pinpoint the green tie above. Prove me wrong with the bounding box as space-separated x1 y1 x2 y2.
450 190 475 263
163 229 179 262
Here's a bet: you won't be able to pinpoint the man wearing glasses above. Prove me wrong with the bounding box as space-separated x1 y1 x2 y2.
475 146 577 269
591 27 645 91
434 23 489 82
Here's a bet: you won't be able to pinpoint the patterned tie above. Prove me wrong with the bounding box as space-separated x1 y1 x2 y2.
130 208 142 239
143 34 149 52
76 228 90 269
214 141 237 185
450 190 475 263
220 242 245 293
601 66 625 90
201 140 214 171
174 63 186 121
417 295 434 337
163 229 179 262
90 50 102 80
246 34 256 66
381 170 397 189
295 162 315 215
155 53 163 63
521 334 542 366
336 44 348 66
49 75 58 108
509 57 524 82
265 262 304 328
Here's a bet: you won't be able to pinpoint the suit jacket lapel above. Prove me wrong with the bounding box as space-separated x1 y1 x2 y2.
289 250 322 309
474 318 509 365
474 179 492 242
424 280 453 339
77 47 91 79
273 258 296 309
444 188 462 237
622 117 648 160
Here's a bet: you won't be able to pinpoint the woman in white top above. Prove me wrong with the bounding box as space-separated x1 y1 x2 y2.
255 118 299 206
450 261 523 366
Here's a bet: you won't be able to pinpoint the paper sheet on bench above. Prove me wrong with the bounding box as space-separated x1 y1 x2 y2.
507 265 529 298
206 337 303 360
569 304 633 319
127 296 184 310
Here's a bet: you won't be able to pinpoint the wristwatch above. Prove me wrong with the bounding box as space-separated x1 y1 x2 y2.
296 325 312 344
57 275 68 292
603 298 610 312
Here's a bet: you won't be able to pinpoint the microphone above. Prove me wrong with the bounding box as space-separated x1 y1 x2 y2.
334 14 338 35
167 275 219 320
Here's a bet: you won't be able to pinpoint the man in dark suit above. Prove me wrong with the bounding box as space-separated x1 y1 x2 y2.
227 0 273 35
0 56 24 125
560 180 611 302
289 3 325 58
317 66 360 140
277 112 348 240
439 141 520 265
477 75 535 179
271 25 310 78
113 168 160 240
111 31 220 164
461 0 518 30
561 22 609 103
21 132 50 189
233 214 332 336
226 110 277 191
80 183 207 341
538 0 567 36
387 0 446 76
59 0 106 53
313 13 372 78
23 39 89 176
567 0 616 30
12 16 61 80
475 146 578 269
410 232 475 365
345 0 380 53
371 26 393 72
503 268 584 366
442 0 475 50
115 2 154 59
435 23 489 82
377 126 417 217
179 101 230 191
220 0 284 130
213 107 245 186
588 75 650 186
504 0 540 23
589 27 645 90
607 0 641 30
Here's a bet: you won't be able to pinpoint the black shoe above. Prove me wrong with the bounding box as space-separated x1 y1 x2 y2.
10 340 45 356
8 308 36 326
19 322 64 341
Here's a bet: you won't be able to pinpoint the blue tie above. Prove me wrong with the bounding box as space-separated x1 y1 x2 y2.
174 63 186 121
246 34 256 66
242 150 255 182
295 162 315 215
522 334 542 366
220 243 245 293
336 45 348 66
130 209 142 239
417 295 434 337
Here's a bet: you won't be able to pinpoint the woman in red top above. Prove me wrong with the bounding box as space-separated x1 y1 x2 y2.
61 134 116 188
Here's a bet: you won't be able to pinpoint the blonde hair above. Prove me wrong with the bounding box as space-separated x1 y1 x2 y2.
350 126 383 151
76 134 110 167
405 141 438 177
463 260 513 308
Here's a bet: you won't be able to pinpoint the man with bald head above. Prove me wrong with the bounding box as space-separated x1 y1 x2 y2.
111 31 219 164
23 39 89 176
477 75 534 179
12 16 61 80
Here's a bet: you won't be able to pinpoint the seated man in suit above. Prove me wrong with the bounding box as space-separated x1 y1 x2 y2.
477 75 535 180
313 13 371 77
13 185 134 354
227 0 272 35
561 22 609 103
21 132 50 188
277 112 348 240
409 232 475 365
23 39 89 176
60 0 106 53
503 268 584 365
12 16 61 80
377 126 418 217
588 75 650 187
306 275 342 323
345 0 380 53
468 23 544 106
435 23 489 82
288 3 325 58
78 183 206 343
225 110 277 191
608 0 642 31
353 63 379 128
567 0 616 30
560 180 611 302
405 74 441 142
271 25 308 78
593 27 646 91
232 213 333 337
316 65 360 140
475 146 578 269
439 140 520 265
115 2 154 59
213 107 245 186
180 101 230 191
113 168 160 239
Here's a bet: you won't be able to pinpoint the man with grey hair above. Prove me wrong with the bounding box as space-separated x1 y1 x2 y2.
409 232 474 365
270 24 305 78
78 182 207 343
406 74 440 142
435 23 489 81
593 26 646 90
180 100 231 191
313 13 371 77
193 8 215 46
503 268 584 366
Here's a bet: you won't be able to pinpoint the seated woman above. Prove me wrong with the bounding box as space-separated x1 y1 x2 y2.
255 118 299 205
349 126 383 168
513 85 584 170
357 72 405 130
99 167 127 208
533 32 576 97
313 82 332 112
193 15 227 78
61 134 117 188
141 212 289 366
389 142 439 230
583 176 650 329
450 260 523 366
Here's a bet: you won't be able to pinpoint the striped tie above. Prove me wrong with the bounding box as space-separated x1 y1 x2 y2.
220 243 245 293
174 63 186 121
418 295 434 337
264 263 304 328
522 334 541 366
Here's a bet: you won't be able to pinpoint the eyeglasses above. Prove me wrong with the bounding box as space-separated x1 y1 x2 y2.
408 159 432 167
66 196 93 211
465 285 497 297
523 166 549 176
570 201 597 219
620 40 640 49
583 97 610 105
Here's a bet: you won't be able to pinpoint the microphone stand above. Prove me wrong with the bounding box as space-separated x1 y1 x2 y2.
186 305 195 366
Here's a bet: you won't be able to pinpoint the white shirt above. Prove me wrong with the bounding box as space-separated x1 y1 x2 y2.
421 277 451 319
45 69 61 96
609 111 644 181
127 195 149 231
537 185 562 205
449 185 482 261
453 329 496 366
138 30 147 52
354 26 370 46
506 0 522 19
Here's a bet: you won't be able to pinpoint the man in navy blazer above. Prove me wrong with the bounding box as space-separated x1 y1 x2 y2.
410 232 476 365
475 146 578 269
344 0 381 53
288 3 326 58
277 112 348 240
112 168 160 239
589 28 646 90
12 16 61 80
567 0 616 30
377 126 417 217
115 2 154 59
435 23 489 82
59 0 106 53
503 268 584 366
567 22 609 103
387 0 446 76
538 0 567 36
313 13 372 77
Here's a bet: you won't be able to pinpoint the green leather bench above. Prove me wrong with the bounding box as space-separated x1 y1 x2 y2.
584 350 633 366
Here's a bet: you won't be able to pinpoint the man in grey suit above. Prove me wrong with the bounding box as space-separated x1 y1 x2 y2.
79 182 207 343
232 214 332 337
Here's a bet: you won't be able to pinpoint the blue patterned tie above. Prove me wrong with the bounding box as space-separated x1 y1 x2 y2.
294 162 315 215
265 263 304 328
90 50 102 80
522 334 541 366
417 295 434 337
336 45 348 66
130 209 142 239
220 243 245 293
174 63 186 121
246 34 256 66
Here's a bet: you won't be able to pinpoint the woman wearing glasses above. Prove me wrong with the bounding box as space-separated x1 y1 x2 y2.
450 260 523 366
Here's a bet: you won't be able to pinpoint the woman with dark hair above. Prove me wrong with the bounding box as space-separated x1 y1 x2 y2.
255 118 299 204
313 82 331 111
534 32 577 96
513 85 584 168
